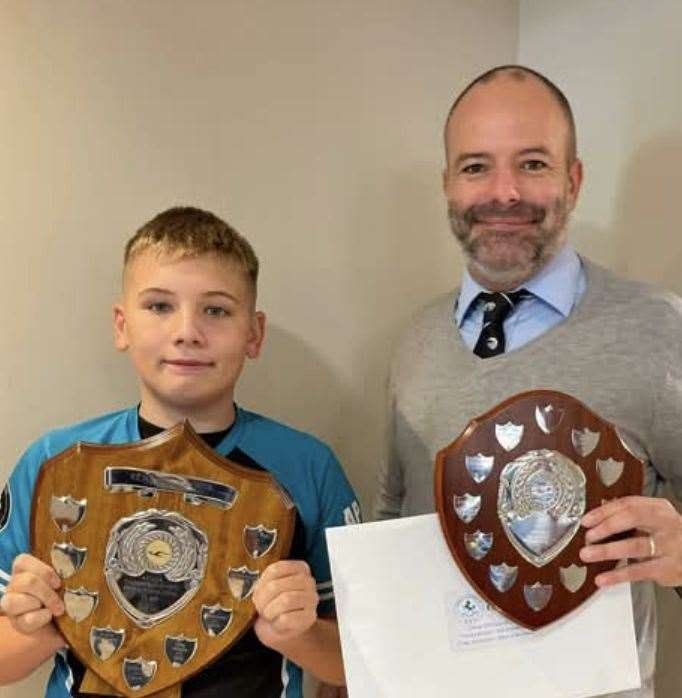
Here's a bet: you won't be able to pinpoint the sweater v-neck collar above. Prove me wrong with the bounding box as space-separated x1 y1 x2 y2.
447 257 608 370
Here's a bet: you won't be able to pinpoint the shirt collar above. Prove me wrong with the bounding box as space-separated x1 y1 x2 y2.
455 244 582 327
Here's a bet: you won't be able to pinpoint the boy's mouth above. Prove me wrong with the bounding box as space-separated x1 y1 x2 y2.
162 359 214 371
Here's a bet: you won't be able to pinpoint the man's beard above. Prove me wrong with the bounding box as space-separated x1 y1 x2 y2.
448 198 570 288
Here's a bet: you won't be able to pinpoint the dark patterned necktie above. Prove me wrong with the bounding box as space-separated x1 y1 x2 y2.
473 290 529 358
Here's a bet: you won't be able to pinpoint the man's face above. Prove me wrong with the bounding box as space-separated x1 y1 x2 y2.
113 250 264 426
443 75 582 290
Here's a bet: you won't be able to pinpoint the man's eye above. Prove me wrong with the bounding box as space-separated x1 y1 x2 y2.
205 306 228 317
461 163 486 175
147 302 172 313
521 160 547 172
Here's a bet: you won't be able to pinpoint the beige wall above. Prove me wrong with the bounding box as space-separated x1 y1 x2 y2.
519 2 682 696
0 2 517 695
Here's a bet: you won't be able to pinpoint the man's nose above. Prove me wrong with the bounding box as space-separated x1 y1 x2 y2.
488 168 521 206
173 310 205 346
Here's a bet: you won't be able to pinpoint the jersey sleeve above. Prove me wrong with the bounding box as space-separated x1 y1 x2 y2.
307 448 361 617
0 441 47 596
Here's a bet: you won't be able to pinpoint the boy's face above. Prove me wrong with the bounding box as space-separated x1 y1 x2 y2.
113 250 264 427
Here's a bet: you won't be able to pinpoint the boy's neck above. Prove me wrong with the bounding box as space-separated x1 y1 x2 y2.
138 399 236 433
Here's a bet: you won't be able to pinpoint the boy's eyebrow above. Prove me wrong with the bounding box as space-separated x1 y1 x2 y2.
138 287 174 296
203 291 239 302
137 288 238 301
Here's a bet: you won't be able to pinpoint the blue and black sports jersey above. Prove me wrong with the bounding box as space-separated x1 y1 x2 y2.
0 405 360 698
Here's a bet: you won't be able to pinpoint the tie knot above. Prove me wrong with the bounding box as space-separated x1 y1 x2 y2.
476 290 529 323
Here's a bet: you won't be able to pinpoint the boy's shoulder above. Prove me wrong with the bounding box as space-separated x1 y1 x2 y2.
24 407 137 465
236 407 335 464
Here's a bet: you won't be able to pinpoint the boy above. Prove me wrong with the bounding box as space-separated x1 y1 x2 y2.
0 207 359 696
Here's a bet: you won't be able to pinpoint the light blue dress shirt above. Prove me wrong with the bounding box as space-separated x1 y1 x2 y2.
455 245 587 353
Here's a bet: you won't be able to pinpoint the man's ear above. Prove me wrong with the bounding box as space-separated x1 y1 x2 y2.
246 311 266 359
113 303 129 352
567 158 584 210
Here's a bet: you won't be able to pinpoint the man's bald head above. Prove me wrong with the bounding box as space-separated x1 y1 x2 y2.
444 65 577 167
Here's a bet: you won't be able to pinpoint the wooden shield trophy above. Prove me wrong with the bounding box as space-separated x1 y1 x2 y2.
31 422 295 697
435 389 643 630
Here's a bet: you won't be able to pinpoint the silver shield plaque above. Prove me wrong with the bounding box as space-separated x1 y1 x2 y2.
165 634 198 667
51 542 87 579
64 586 99 622
104 509 208 628
90 626 125 661
122 657 157 690
227 566 260 600
50 495 87 532
498 449 586 567
243 525 277 559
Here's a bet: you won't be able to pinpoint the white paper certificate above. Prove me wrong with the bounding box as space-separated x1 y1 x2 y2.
326 514 641 698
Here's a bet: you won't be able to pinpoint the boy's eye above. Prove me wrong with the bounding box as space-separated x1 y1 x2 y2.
205 306 229 317
521 159 548 172
147 302 172 313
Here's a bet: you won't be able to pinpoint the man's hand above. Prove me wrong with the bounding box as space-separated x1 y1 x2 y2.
580 495 682 587
0 553 64 635
252 560 319 647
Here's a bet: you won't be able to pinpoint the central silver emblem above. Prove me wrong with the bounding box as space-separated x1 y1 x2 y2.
498 449 586 567
104 509 208 628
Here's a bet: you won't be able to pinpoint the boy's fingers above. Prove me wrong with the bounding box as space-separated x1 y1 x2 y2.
12 553 61 589
6 572 64 615
0 592 43 618
13 607 54 635
258 591 311 622
259 560 311 582
253 567 317 609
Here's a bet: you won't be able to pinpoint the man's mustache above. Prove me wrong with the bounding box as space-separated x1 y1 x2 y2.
460 201 546 226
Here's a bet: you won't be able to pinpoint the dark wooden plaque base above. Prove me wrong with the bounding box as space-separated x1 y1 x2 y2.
435 389 643 629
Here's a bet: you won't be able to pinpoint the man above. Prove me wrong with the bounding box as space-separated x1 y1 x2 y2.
374 65 682 696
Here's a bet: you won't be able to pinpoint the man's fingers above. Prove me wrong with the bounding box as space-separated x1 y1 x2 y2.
594 560 660 587
580 535 653 563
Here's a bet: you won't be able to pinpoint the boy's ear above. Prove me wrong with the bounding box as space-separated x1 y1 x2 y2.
113 304 129 351
246 311 266 359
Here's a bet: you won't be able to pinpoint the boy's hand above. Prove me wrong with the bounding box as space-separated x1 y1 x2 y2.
0 553 64 634
252 560 319 646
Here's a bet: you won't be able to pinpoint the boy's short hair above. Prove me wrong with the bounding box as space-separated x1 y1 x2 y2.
124 206 259 292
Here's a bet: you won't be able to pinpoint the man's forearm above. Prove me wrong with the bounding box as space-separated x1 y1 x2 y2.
265 617 345 686
0 617 66 685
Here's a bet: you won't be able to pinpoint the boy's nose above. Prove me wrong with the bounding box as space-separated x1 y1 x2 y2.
173 312 205 346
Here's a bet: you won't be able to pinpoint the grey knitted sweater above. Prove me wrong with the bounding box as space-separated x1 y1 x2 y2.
375 259 682 697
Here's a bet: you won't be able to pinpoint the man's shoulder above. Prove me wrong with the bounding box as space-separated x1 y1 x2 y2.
584 259 682 325
391 290 457 357
27 407 136 463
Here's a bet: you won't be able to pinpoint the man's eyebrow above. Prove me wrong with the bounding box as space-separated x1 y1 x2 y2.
453 152 490 167
518 146 552 157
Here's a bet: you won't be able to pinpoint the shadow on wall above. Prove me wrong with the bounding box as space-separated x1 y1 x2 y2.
236 323 367 494
611 133 682 294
